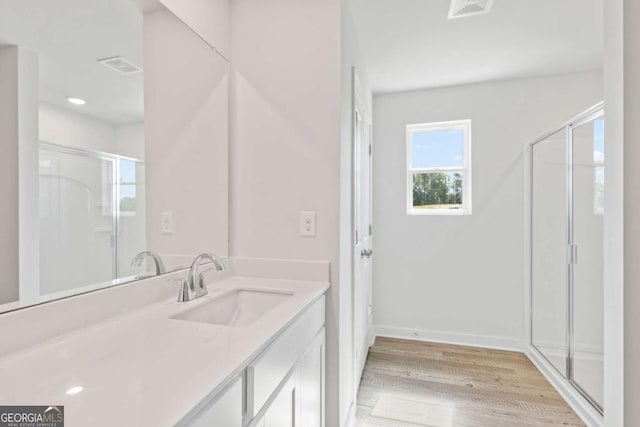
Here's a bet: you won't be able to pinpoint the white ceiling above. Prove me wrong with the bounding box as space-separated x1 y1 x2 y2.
0 0 144 124
349 0 603 94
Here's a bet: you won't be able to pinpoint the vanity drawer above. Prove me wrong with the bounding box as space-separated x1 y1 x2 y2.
247 296 325 418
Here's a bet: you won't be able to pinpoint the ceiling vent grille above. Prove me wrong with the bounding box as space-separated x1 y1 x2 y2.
448 0 495 19
97 56 142 75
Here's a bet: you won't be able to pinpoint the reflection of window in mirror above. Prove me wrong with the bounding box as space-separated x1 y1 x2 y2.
119 159 139 216
593 119 604 215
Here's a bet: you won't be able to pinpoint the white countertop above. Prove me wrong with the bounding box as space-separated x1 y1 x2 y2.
0 275 328 426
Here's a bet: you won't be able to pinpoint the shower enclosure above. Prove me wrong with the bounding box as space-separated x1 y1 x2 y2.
529 102 604 415
39 142 146 297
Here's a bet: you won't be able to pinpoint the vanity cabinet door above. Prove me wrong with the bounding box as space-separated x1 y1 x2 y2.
259 373 296 427
186 377 242 427
247 297 325 418
296 328 325 427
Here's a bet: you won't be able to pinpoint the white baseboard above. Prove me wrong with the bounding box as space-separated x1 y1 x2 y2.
374 325 525 353
526 346 603 427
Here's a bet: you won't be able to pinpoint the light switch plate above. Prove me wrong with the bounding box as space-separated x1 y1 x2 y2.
300 211 316 237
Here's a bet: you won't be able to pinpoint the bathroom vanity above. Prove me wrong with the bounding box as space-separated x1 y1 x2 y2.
183 291 325 427
0 1 331 425
0 259 328 427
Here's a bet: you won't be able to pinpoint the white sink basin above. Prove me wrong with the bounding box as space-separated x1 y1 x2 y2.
171 289 293 326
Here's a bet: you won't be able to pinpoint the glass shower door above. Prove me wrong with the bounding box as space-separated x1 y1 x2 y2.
531 129 568 376
570 114 604 410
529 103 604 415
39 147 116 296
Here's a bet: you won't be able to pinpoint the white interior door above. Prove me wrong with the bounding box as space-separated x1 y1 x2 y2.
353 69 373 388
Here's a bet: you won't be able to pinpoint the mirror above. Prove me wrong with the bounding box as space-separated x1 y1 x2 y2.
0 0 229 313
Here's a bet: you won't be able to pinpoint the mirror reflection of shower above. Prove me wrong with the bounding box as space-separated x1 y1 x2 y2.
38 142 146 298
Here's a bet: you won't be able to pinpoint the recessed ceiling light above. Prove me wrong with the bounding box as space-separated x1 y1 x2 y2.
67 97 86 106
65 386 84 395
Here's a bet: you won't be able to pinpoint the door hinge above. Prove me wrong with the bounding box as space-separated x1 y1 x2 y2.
369 224 372 235
355 229 359 243
369 144 372 155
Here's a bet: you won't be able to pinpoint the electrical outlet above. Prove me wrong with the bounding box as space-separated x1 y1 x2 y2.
300 211 316 237
162 212 174 234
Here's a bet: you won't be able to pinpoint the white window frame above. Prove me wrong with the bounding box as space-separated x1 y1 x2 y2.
406 119 472 215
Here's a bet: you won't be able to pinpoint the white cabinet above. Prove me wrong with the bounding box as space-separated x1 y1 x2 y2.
296 329 325 427
248 298 325 419
260 373 297 427
251 328 325 427
183 296 325 427
159 0 230 59
187 377 243 427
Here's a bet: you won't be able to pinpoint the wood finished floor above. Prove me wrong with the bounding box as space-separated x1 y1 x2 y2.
356 337 585 427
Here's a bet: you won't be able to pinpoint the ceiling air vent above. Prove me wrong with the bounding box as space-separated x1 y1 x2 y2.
97 56 142 75
448 0 495 19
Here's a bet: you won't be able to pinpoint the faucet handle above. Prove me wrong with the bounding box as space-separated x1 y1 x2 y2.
177 253 224 302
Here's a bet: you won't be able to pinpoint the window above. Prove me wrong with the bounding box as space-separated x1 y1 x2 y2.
406 120 471 215
118 158 141 215
593 118 604 214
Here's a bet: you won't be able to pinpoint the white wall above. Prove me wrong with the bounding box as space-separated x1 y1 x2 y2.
39 103 144 159
39 102 144 160
229 0 342 424
602 0 624 422
39 103 117 153
622 2 640 422
0 46 39 306
145 8 229 259
17 50 39 306
603 0 640 424
158 0 229 59
372 71 602 345
0 47 21 305
116 122 145 160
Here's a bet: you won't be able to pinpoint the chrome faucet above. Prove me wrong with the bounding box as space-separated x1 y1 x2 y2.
131 251 166 276
178 253 225 302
